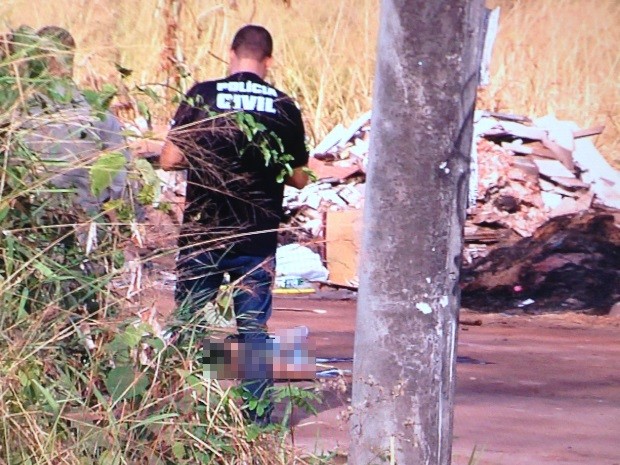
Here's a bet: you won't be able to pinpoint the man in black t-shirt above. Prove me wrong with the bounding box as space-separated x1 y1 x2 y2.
161 25 309 424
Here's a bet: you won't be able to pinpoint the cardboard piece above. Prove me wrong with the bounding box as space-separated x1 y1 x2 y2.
325 209 363 285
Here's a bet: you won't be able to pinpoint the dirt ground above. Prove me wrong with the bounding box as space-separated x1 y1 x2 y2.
267 296 620 465
138 236 619 464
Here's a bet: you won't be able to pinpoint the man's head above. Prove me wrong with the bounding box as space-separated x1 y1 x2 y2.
229 25 273 78
36 26 76 78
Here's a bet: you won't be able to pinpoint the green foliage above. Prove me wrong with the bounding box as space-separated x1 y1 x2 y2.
0 316 264 464
90 151 127 197
101 157 160 221
156 201 172 213
272 384 322 427
303 166 318 183
134 84 163 125
234 111 296 183
104 365 150 402
82 83 118 118
134 157 160 205
0 27 78 115
103 198 134 222
0 35 331 464
230 381 323 435
136 84 161 104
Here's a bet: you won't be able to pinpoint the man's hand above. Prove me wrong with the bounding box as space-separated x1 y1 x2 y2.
285 166 309 189
160 140 188 170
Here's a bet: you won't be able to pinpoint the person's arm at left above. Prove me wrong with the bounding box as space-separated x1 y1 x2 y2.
160 139 188 171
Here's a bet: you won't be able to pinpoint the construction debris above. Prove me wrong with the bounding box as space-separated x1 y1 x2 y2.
280 109 619 312
283 110 618 251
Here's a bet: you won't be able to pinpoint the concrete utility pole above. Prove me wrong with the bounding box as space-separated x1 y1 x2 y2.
349 1 485 464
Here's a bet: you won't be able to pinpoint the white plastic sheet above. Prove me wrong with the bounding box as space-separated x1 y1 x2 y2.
276 244 329 281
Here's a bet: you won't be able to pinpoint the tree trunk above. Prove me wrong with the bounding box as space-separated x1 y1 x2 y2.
349 1 485 464
161 0 184 96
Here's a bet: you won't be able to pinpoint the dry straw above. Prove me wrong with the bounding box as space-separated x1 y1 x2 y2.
3 0 616 164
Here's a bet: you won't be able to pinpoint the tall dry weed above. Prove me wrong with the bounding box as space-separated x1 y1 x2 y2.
0 30 327 464
1 0 617 155
0 0 620 150
2 0 378 140
482 0 619 166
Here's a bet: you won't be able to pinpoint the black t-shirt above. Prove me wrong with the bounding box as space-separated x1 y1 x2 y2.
170 72 308 256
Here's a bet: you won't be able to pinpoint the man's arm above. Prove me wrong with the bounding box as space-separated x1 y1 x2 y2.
285 166 309 189
161 84 201 171
160 139 188 171
281 100 310 189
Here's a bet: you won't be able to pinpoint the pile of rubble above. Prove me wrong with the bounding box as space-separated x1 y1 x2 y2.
138 110 620 258
282 110 619 311
280 112 371 247
283 110 619 253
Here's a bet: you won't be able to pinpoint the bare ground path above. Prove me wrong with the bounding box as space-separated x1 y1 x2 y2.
270 297 620 465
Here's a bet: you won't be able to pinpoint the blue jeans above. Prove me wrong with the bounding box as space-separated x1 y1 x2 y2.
175 247 275 423
175 248 275 334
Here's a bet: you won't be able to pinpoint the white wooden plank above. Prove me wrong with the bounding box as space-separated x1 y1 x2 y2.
337 111 372 148
572 135 620 210
532 159 575 179
480 7 500 86
533 118 620 209
534 114 575 152
312 123 346 156
349 139 369 158
499 121 547 141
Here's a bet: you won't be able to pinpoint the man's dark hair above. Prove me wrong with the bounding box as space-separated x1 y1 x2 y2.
37 26 76 51
36 26 76 76
231 25 273 60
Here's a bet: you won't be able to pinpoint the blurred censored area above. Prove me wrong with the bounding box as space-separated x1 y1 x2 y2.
202 330 316 380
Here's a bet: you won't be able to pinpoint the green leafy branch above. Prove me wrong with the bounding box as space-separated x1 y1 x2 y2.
234 111 296 183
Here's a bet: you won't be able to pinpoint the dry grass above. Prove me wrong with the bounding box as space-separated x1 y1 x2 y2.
1 0 617 156
1 0 378 143
482 0 620 166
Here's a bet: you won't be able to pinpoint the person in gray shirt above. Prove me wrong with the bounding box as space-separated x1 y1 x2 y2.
18 26 132 216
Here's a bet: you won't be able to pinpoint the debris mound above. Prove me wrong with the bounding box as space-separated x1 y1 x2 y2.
130 109 620 312
285 110 620 312
461 211 620 313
